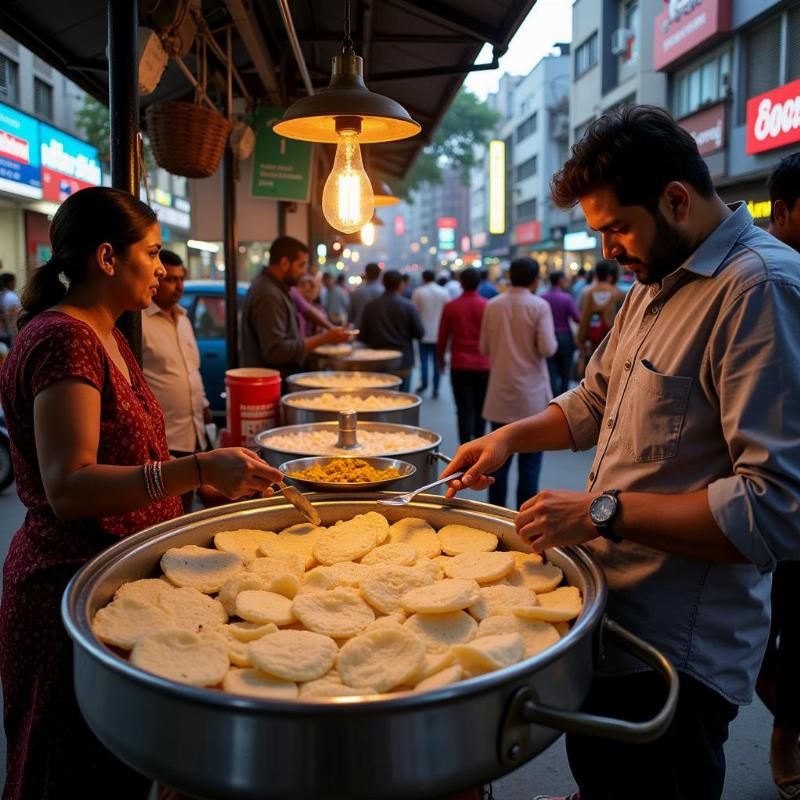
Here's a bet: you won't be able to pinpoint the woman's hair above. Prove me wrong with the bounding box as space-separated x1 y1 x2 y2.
19 187 158 329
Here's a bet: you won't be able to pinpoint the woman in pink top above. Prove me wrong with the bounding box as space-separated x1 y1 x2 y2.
437 267 491 443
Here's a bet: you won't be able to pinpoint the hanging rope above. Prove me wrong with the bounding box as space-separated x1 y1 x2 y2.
342 0 354 54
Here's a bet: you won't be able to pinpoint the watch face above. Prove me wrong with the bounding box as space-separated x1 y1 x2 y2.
590 494 617 525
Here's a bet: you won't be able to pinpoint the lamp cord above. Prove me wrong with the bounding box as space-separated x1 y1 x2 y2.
342 0 353 53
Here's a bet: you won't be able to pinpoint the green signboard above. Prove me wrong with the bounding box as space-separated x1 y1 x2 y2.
251 107 313 202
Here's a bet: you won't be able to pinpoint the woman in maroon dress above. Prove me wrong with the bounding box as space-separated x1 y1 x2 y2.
0 187 283 800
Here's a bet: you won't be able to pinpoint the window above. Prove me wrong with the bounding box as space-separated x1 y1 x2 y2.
516 156 538 181
515 198 538 221
674 50 731 118
789 5 800 80
575 32 598 78
574 118 594 142
516 112 538 142
623 0 640 63
34 78 53 119
745 17 782 102
193 296 226 339
0 54 19 104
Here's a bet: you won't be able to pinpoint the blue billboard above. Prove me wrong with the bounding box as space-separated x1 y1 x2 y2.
0 102 43 199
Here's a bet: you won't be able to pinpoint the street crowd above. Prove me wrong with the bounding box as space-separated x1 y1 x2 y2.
0 107 800 800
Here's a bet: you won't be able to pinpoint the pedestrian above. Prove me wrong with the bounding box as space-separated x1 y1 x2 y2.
141 250 211 511
348 262 383 329
478 269 499 299
478 257 556 509
359 269 424 392
0 187 284 800
323 272 349 325
400 272 414 299
576 259 625 368
240 236 351 386
757 150 800 800
443 270 462 300
412 269 449 398
437 267 491 443
541 270 581 395
570 267 590 300
442 105 800 800
0 271 21 347
294 274 331 337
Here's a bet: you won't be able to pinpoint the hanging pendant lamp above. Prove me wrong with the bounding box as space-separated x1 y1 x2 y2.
370 174 400 206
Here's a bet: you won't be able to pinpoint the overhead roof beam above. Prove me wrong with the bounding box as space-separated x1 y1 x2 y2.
293 33 480 45
223 0 282 105
383 0 504 47
367 49 501 83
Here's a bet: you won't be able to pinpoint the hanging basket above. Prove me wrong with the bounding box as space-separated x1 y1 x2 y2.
146 101 231 179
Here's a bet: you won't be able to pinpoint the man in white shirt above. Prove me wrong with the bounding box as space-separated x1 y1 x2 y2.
0 273 21 347
411 270 449 397
479 257 557 508
142 251 211 507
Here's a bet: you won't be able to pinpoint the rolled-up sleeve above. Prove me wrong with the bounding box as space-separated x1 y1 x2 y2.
707 279 800 571
550 319 619 450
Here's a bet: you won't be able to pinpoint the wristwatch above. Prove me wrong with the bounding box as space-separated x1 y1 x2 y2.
589 489 622 543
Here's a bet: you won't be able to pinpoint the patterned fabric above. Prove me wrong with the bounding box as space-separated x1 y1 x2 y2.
0 310 181 799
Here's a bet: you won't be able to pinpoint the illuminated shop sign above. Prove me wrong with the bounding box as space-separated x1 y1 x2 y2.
564 231 597 251
472 231 487 248
515 220 541 245
39 123 101 202
436 216 457 229
394 215 405 236
0 102 42 199
680 102 726 155
746 78 800 155
438 227 456 249
653 0 731 71
747 200 771 220
488 140 505 235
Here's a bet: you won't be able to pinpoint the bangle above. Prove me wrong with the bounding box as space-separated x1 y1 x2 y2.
153 460 167 500
143 462 157 501
193 452 204 486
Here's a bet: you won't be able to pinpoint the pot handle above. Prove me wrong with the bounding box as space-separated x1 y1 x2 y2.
499 617 678 766
434 452 453 465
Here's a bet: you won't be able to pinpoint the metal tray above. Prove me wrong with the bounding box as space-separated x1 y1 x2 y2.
278 455 416 491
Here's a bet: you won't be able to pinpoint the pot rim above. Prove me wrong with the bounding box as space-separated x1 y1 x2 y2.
63 493 606 717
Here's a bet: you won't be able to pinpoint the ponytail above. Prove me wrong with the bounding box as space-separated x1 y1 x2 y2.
17 256 68 330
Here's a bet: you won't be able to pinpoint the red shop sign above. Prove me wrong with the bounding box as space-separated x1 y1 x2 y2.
653 0 731 71
680 102 726 155
515 220 541 245
746 78 800 155
436 216 458 229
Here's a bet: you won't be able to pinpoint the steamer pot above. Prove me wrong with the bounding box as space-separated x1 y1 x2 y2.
281 389 421 426
63 495 677 800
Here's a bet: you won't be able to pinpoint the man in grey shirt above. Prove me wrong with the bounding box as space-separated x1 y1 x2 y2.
240 236 350 383
444 106 800 800
348 262 383 329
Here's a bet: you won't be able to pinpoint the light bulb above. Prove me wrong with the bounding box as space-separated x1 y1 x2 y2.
322 124 374 234
360 221 376 246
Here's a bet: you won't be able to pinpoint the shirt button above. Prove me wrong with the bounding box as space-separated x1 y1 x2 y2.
606 418 614 428
651 305 660 315
624 359 632 371
589 471 595 481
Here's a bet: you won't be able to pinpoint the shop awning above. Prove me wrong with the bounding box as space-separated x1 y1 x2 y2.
0 0 536 179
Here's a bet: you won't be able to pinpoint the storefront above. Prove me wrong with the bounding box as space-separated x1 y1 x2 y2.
0 101 102 278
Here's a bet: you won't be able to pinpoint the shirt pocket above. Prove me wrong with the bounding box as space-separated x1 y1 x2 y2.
616 359 693 462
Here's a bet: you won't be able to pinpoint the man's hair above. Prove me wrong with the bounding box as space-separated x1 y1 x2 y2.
322 271 333 282
365 262 381 281
268 236 308 265
551 105 715 212
460 267 480 291
422 269 435 283
1 272 16 289
383 269 402 292
159 249 184 268
336 274 346 285
768 153 800 222
509 258 538 287
594 260 615 282
480 269 489 280
548 270 565 287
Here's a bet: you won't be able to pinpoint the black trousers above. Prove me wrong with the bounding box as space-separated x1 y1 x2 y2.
449 369 489 444
547 331 576 396
759 559 800 730
566 671 738 800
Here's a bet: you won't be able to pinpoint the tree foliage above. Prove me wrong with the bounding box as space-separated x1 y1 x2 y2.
75 96 111 164
387 88 500 200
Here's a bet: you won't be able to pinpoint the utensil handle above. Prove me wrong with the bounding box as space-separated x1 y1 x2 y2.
520 617 678 743
410 470 464 497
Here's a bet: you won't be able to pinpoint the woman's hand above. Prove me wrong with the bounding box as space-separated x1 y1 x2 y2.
440 429 511 497
198 448 284 500
515 490 597 552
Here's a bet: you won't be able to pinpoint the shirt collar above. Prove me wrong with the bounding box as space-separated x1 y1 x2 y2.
680 201 754 278
145 302 186 318
264 267 290 294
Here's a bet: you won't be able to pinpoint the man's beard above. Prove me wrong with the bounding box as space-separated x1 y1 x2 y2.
618 210 694 285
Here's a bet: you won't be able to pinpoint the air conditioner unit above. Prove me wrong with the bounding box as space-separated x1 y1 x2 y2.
611 28 632 56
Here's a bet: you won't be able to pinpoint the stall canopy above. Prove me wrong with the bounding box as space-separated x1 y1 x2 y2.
0 0 535 180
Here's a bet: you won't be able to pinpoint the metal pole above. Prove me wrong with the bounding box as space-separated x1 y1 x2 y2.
223 27 239 370
108 0 142 362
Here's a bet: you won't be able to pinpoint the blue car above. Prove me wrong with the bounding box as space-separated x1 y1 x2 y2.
179 280 249 421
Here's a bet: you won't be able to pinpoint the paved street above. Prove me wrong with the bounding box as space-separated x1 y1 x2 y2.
0 372 777 798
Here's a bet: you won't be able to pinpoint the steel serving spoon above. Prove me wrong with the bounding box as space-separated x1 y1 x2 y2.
275 480 322 526
377 471 464 506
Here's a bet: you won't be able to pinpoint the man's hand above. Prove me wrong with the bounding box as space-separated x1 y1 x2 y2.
203 407 213 425
441 429 509 496
515 490 599 552
323 327 353 345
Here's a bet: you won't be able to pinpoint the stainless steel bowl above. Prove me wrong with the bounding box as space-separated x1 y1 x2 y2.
63 494 677 800
281 389 421 426
257 420 444 489
309 348 403 372
279 455 417 491
286 371 403 394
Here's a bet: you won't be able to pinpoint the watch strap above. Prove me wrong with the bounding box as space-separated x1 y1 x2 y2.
596 489 622 543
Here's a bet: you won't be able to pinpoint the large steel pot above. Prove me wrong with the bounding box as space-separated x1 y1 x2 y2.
286 371 402 394
309 349 403 372
256 420 444 489
281 389 421 426
63 495 677 800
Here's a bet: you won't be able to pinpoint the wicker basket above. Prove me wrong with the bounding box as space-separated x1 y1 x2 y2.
146 101 231 179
